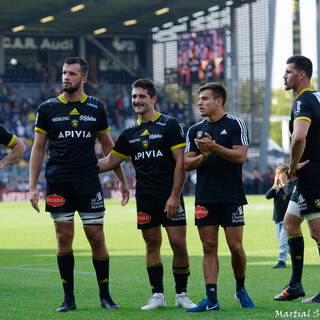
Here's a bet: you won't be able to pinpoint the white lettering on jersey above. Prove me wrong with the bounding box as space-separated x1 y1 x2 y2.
295 101 302 114
155 121 166 126
52 116 70 122
134 149 164 160
79 115 96 121
149 134 163 139
129 138 141 143
58 131 92 139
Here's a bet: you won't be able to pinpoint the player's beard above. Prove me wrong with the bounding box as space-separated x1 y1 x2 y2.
62 80 81 93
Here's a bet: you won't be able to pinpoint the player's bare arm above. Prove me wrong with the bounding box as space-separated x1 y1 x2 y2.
29 131 48 213
0 136 25 168
289 119 310 177
165 147 185 219
184 148 212 171
196 132 248 164
97 132 130 206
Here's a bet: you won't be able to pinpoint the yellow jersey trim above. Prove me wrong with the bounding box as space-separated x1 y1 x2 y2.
296 87 314 98
171 142 186 151
58 94 88 103
137 113 162 125
35 127 48 134
58 94 68 104
294 116 311 124
96 127 111 134
111 149 128 160
7 135 16 147
80 94 88 103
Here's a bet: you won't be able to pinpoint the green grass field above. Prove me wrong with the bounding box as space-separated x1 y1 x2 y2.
1 195 319 320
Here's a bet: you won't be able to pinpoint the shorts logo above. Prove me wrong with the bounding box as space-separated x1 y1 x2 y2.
91 192 104 209
315 199 320 208
46 194 65 207
137 212 151 224
232 206 244 224
195 206 208 219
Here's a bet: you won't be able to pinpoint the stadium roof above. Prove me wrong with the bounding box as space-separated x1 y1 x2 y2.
0 0 254 36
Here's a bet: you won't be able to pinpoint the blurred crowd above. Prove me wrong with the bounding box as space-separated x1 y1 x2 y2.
0 80 276 195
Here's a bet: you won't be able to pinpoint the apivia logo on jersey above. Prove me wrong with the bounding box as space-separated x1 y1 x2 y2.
134 149 164 160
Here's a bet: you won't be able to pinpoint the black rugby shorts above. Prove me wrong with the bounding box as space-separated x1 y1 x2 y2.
194 202 245 227
135 194 186 230
45 176 105 213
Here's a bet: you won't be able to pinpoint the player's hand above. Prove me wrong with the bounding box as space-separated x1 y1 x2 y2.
165 195 180 219
119 182 130 206
29 187 40 213
288 160 310 178
196 133 215 152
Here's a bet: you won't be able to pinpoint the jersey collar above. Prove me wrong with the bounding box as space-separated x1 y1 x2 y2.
296 87 314 98
58 94 88 104
137 112 161 125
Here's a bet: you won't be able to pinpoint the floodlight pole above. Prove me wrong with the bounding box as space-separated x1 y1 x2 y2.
317 0 320 90
259 0 276 173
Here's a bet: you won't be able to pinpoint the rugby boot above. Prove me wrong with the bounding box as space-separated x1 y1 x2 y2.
56 299 76 312
274 283 305 301
302 293 320 303
235 286 255 308
187 296 220 312
100 296 120 309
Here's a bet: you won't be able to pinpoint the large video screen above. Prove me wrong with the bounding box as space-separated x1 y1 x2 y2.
177 29 225 86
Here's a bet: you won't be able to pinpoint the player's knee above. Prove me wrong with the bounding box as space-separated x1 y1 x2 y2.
145 237 161 252
202 239 218 254
309 230 320 242
228 242 243 255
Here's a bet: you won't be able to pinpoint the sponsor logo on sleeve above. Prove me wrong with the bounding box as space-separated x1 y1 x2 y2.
195 206 208 219
46 194 65 207
295 101 302 115
137 212 151 224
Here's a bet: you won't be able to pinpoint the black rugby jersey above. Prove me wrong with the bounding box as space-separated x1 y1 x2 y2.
0 124 15 147
289 88 320 190
35 94 110 183
185 114 249 205
111 113 186 196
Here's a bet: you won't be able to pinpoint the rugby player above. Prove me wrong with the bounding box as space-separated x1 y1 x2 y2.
184 82 254 312
0 124 25 168
274 55 320 303
98 78 196 310
29 57 130 312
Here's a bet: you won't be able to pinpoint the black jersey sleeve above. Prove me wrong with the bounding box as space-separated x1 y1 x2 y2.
167 118 186 151
231 117 249 146
292 96 312 124
34 103 49 134
96 101 110 134
111 132 129 160
0 124 15 146
185 126 198 153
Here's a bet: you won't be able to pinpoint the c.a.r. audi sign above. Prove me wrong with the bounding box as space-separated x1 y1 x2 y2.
3 36 74 51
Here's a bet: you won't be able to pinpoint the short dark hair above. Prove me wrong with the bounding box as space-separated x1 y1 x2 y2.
198 82 227 106
64 57 89 76
286 55 312 79
132 78 156 97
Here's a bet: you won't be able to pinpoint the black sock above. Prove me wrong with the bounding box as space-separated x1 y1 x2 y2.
235 277 245 291
57 250 74 301
173 265 190 294
206 284 217 303
288 234 304 286
92 256 110 299
147 263 164 293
